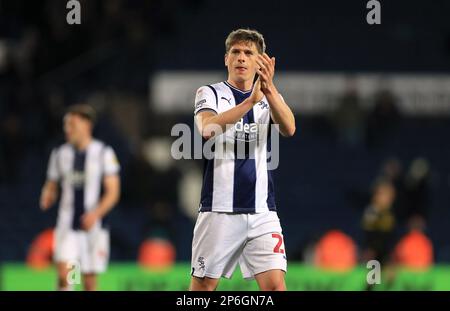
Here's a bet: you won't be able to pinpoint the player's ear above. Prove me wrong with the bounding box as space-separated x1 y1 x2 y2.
224 53 227 66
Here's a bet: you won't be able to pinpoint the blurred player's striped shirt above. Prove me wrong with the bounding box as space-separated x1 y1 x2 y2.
46 140 120 230
194 81 279 213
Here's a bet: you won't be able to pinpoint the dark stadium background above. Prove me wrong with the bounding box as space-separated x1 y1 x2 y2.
1 0 450 290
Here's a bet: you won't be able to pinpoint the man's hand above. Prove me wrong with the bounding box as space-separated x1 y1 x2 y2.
40 181 58 211
80 174 120 231
255 53 296 137
81 210 100 231
249 77 264 104
256 53 276 95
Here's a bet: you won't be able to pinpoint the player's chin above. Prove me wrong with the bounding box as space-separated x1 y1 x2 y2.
65 135 75 144
234 72 252 82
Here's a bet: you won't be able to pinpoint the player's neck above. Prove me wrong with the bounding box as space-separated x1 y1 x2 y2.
74 136 92 152
226 78 253 92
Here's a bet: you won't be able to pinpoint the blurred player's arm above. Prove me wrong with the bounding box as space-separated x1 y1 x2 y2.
40 149 60 211
196 79 264 139
256 53 296 137
82 147 120 231
81 174 120 231
40 180 58 211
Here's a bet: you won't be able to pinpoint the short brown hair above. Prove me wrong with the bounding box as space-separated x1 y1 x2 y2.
225 28 266 54
66 104 97 124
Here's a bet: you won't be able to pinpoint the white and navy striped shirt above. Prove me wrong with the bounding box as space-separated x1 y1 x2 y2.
194 81 278 214
46 139 120 230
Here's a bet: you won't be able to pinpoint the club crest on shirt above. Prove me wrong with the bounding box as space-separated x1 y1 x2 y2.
258 100 269 110
197 256 205 271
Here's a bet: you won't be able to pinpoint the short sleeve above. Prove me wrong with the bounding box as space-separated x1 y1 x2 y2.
103 146 120 176
46 149 60 181
194 86 218 115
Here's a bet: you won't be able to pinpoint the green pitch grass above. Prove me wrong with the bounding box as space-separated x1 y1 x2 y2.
1 263 448 291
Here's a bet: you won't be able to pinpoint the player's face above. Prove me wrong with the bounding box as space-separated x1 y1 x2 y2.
225 41 260 84
63 113 91 145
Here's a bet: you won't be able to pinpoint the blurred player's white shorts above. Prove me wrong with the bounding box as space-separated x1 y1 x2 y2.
54 228 110 274
191 211 287 280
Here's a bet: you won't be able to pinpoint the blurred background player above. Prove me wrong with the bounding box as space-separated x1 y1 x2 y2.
39 104 121 291
190 29 296 291
361 178 396 264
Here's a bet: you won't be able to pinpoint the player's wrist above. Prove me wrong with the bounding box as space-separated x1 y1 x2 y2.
263 83 277 96
93 208 103 218
248 96 261 106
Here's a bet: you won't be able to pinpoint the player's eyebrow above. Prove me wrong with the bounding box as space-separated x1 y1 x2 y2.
230 48 254 55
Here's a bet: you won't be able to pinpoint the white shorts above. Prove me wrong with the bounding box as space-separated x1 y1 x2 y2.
191 211 287 280
54 228 110 274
